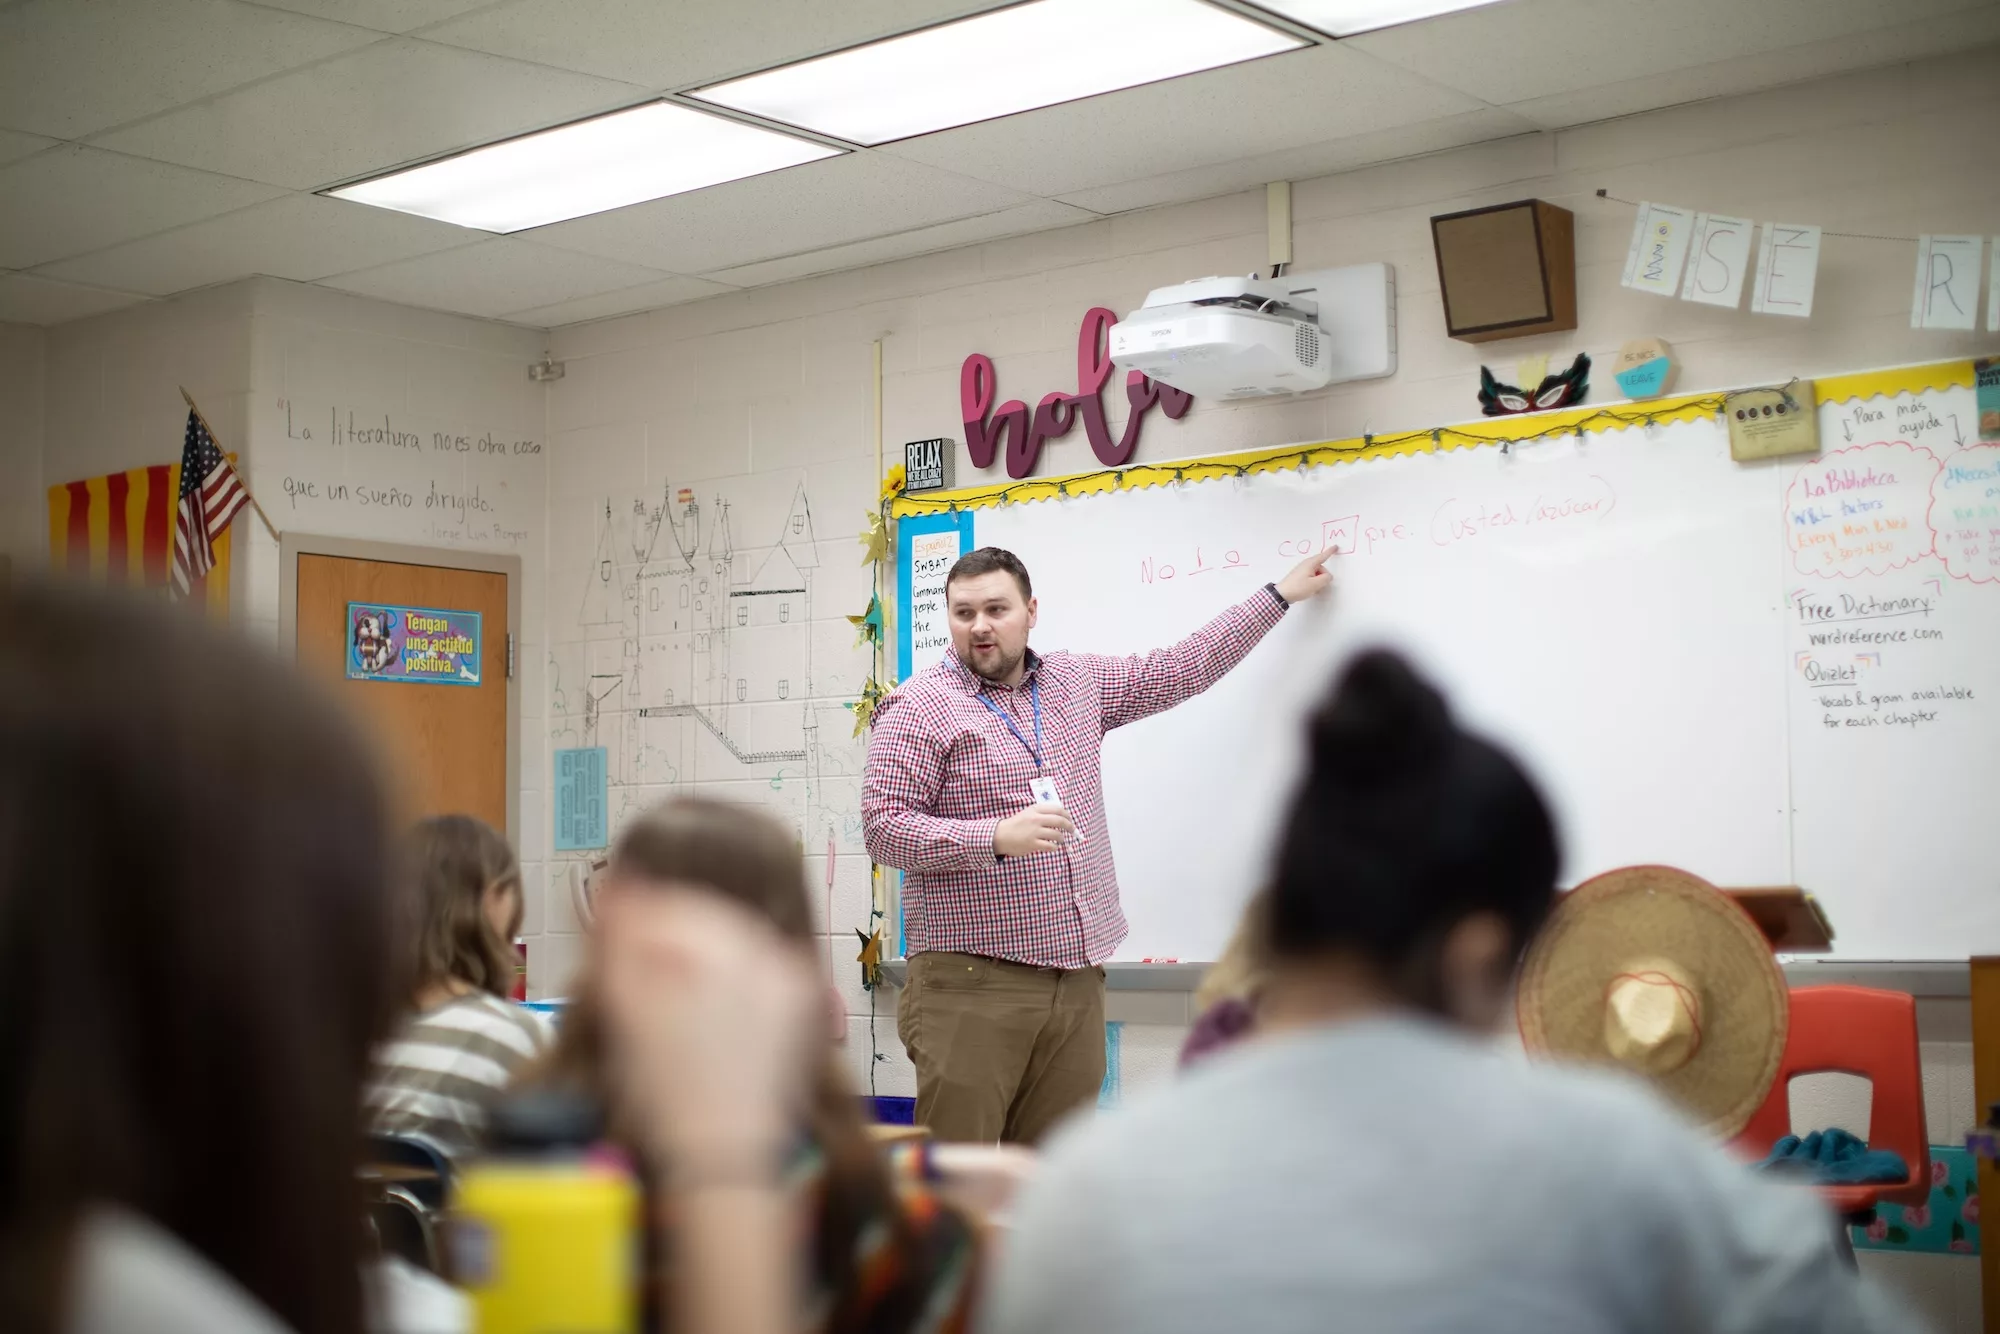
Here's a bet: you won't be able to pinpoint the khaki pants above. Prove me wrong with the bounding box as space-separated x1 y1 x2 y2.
897 951 1106 1145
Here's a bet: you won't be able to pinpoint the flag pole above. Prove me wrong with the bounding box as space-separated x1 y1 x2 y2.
178 386 280 544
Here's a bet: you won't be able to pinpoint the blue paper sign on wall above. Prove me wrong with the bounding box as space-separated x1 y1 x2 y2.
345 602 482 686
1614 356 1674 399
554 747 608 852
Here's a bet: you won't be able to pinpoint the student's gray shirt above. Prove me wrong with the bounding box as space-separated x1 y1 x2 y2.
983 1016 1919 1334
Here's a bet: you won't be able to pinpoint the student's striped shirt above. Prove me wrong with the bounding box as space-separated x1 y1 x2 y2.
366 993 553 1159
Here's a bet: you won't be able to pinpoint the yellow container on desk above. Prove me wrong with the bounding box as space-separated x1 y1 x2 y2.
454 1159 638 1334
452 1086 640 1334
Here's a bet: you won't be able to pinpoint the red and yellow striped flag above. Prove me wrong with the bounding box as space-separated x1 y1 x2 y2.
47 459 234 617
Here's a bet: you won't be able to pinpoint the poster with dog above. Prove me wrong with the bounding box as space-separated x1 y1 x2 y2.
345 602 483 686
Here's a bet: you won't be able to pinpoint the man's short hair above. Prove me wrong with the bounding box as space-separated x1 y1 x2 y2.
945 546 1033 601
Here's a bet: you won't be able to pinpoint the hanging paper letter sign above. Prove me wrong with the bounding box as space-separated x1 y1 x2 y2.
1910 235 1983 331
346 602 482 685
1679 213 1755 309
1620 202 1694 298
1751 223 1822 318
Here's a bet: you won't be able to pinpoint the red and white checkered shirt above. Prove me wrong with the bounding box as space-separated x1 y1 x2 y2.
863 591 1289 969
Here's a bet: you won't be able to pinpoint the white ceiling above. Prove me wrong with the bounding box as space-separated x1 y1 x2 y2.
0 0 1995 329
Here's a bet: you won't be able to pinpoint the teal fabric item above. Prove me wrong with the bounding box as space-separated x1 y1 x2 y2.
1852 1147 1980 1255
1760 1128 1908 1184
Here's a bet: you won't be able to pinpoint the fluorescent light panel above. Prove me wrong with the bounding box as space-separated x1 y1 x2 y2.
691 0 1306 147
1252 0 1507 38
327 102 841 233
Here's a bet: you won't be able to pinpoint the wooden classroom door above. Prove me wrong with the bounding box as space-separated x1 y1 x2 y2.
294 553 511 832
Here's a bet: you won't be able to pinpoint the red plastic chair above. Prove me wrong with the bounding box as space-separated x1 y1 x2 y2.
1731 986 1930 1218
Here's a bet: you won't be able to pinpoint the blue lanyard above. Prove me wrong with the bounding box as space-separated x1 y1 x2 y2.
977 680 1042 771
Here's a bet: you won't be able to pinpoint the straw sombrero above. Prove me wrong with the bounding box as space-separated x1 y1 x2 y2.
1517 865 1787 1137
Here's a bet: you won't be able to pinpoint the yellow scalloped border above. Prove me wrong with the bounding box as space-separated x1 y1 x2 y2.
1814 358 1977 405
889 357 1980 519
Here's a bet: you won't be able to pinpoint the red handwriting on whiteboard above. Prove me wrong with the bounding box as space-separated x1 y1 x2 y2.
1138 547 1250 584
1430 476 1617 547
1277 516 1411 558
962 308 1193 480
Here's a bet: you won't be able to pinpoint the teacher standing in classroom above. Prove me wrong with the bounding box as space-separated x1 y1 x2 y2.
863 544 1335 1143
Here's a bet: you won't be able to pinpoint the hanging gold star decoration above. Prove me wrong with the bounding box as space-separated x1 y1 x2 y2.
855 927 884 990
845 676 888 736
846 593 884 647
858 511 889 564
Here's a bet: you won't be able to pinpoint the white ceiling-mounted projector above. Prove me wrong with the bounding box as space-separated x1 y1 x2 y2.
1109 263 1396 401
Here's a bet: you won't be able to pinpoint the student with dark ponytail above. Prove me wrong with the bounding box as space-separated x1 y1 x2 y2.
1262 649 1560 1029
985 650 1915 1334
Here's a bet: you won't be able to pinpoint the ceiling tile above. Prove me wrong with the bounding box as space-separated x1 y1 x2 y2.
0 0 380 140
250 0 508 35
35 194 483 296
1054 109 1540 215
1344 0 1993 108
878 43 1485 198
1503 8 2000 128
423 0 992 89
319 237 675 318
0 129 58 169
526 152 1032 274
92 37 647 191
504 274 739 326
703 199 1098 287
0 146 286 270
0 272 152 325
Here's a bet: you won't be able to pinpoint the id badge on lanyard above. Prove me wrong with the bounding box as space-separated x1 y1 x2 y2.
981 685 1081 841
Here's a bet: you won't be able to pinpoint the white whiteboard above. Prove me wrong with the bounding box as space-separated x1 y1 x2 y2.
1784 382 2000 960
963 371 1995 963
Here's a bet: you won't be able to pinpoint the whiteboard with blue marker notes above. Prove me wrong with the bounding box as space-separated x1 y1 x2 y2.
948 363 1994 963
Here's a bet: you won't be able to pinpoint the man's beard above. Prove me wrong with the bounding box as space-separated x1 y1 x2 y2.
969 644 1025 684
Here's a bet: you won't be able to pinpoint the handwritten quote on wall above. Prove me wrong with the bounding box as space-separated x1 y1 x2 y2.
266 398 539 549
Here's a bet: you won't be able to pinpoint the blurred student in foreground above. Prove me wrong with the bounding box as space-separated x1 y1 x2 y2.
0 586 402 1334
368 814 550 1160
522 798 981 1334
0 586 842 1334
983 650 1916 1334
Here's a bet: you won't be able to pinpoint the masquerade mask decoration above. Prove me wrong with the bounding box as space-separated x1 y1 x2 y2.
1480 351 1591 417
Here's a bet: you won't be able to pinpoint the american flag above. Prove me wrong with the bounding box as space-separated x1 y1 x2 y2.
172 410 248 596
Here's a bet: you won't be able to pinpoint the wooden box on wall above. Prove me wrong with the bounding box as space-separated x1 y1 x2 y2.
1430 199 1577 343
